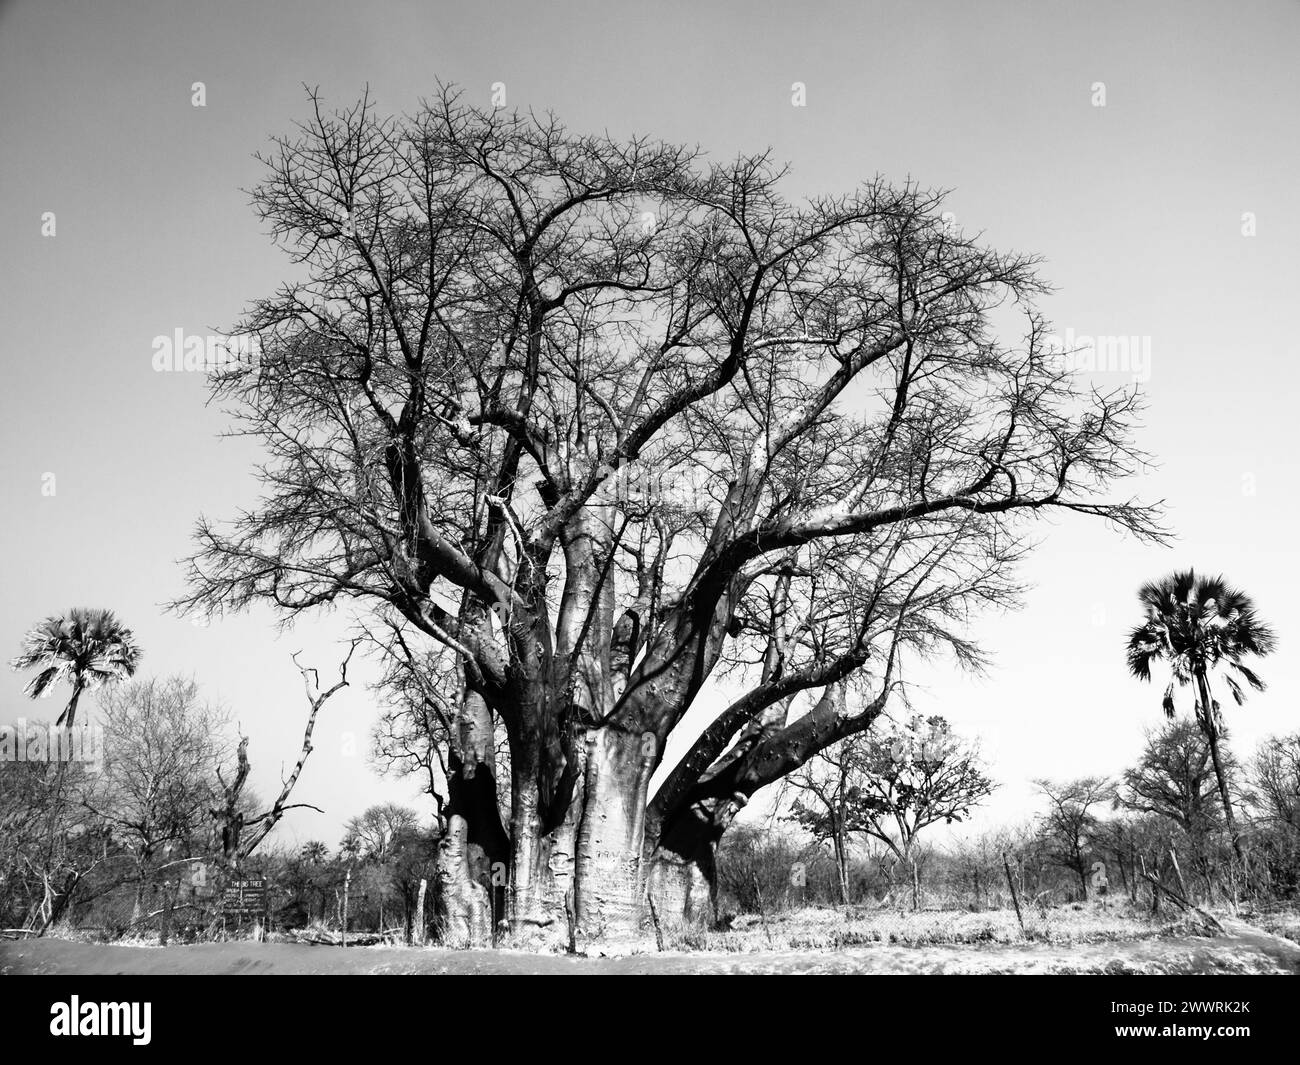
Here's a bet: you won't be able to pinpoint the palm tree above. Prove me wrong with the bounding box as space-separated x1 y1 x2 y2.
1126 570 1276 863
301 840 330 864
10 608 143 728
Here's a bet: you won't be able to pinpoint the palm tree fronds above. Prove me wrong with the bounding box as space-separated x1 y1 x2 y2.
1125 625 1161 681
1228 660 1266 692
22 665 63 699
9 608 142 728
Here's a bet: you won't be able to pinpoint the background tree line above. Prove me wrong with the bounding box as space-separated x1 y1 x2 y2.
2 572 1289 939
704 720 1300 919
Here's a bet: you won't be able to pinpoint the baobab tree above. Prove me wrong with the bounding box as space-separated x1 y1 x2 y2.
177 86 1161 944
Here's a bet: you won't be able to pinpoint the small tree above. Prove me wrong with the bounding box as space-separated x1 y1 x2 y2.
1248 733 1300 896
342 803 422 931
83 675 230 921
1117 720 1234 897
714 825 814 916
1249 733 1300 836
1034 776 1115 899
784 740 859 905
0 759 115 931
387 822 441 942
280 841 338 925
788 714 994 909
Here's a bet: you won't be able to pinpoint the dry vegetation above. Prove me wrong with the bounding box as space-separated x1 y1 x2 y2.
1246 909 1300 946
663 902 1205 953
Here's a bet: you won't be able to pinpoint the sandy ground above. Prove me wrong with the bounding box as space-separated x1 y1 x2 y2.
3 919 1298 974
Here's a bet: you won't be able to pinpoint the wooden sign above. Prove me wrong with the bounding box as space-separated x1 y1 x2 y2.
221 877 269 920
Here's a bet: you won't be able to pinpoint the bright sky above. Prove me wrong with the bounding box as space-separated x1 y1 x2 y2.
1 0 1296 850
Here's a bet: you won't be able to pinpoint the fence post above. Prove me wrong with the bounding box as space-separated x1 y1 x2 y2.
1168 849 1189 903
159 876 176 947
414 878 427 946
1140 855 1159 915
1002 853 1025 936
342 867 351 948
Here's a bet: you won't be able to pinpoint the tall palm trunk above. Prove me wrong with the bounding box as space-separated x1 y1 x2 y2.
57 676 86 729
50 676 86 792
1195 670 1243 864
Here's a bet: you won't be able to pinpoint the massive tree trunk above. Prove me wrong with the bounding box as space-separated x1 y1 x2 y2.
439 725 656 948
572 727 657 939
416 401 896 948
428 565 893 947
436 501 666 948
437 814 492 947
437 689 509 936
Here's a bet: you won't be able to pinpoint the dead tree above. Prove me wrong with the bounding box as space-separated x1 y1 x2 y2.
211 641 359 873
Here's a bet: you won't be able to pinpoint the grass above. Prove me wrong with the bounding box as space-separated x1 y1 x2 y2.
664 901 1206 953
1245 909 1300 946
42 900 1298 962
